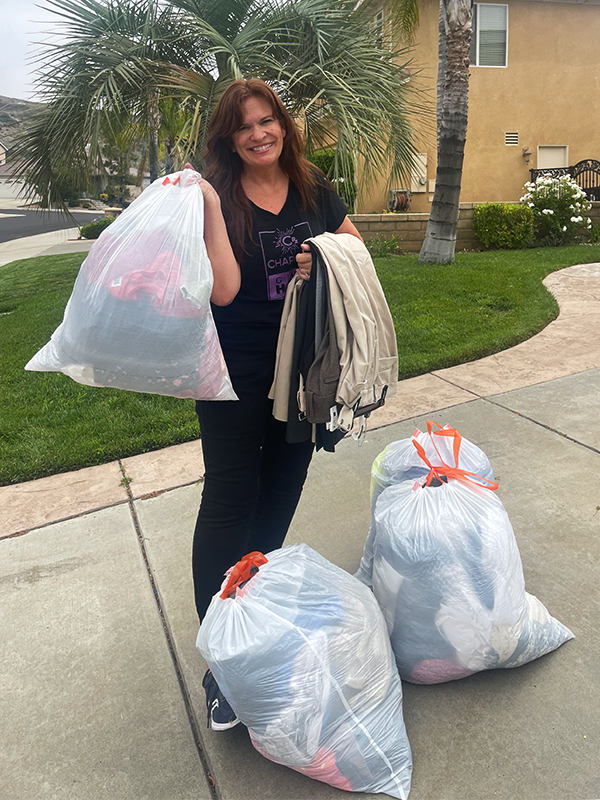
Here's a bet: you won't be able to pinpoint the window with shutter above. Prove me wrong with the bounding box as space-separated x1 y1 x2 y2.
470 4 508 68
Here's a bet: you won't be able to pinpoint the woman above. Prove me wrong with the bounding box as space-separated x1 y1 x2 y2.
189 79 362 730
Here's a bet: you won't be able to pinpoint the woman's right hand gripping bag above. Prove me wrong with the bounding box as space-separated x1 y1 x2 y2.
371 437 574 685
197 544 412 799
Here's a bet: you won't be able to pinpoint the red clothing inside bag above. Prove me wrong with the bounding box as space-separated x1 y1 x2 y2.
106 251 201 318
85 230 201 318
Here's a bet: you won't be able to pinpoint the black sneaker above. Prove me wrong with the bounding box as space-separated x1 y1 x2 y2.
202 669 241 731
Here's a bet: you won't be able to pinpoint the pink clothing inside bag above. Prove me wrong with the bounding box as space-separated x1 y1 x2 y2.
297 745 354 792
409 659 475 685
251 736 354 793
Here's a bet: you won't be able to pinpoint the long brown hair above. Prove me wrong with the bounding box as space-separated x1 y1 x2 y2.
203 79 318 262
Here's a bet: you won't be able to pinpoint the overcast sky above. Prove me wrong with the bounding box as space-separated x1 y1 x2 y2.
0 0 63 100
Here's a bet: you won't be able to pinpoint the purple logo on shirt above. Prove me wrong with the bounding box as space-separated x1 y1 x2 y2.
259 221 313 301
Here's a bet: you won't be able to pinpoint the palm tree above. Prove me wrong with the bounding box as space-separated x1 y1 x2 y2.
388 0 473 264
16 0 185 200
418 0 473 264
15 0 419 210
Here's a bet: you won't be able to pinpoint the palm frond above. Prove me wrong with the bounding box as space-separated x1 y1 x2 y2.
256 0 423 188
375 0 421 43
15 0 424 209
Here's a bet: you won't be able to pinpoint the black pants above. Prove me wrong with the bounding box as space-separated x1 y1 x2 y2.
192 394 314 622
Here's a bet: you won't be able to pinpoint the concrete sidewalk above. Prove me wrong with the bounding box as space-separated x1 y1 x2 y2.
1 233 599 799
0 227 94 267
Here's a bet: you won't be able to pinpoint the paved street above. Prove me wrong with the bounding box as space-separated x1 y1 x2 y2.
0 206 101 243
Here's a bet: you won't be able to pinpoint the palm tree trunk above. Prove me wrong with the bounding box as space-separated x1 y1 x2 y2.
419 0 472 265
436 0 446 144
164 139 174 174
148 95 161 182
149 131 159 181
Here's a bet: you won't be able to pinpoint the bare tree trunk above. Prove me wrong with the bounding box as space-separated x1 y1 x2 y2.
419 0 472 265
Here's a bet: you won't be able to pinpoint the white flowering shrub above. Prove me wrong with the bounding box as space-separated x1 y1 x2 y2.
520 175 592 245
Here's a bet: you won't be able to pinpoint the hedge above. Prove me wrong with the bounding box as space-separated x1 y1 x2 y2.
80 216 115 240
473 203 534 249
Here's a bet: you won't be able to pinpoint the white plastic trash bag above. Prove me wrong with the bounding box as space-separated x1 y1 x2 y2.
371 441 574 684
25 169 237 401
197 544 412 799
356 421 494 586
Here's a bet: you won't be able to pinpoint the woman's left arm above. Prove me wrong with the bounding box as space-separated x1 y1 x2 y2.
296 215 363 280
334 215 363 241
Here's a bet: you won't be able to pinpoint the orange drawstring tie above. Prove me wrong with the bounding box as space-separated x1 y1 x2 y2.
220 552 268 599
413 426 499 491
426 419 463 467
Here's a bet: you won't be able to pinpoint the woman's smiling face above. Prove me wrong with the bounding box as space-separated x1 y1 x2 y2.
231 95 286 171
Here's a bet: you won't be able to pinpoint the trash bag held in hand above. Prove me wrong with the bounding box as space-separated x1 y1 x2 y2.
197 544 412 799
371 440 574 684
25 169 237 401
356 421 494 586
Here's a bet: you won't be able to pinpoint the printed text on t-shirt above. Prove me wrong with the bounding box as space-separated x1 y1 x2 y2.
258 222 313 301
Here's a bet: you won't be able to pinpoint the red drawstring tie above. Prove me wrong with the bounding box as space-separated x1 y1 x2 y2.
162 174 181 186
412 438 499 491
220 551 268 599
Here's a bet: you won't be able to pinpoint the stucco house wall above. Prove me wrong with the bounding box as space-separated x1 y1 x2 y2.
360 0 600 213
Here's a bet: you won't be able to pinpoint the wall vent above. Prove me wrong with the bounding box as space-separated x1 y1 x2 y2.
505 132 519 146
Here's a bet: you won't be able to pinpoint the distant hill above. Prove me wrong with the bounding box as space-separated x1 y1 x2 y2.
0 95 44 152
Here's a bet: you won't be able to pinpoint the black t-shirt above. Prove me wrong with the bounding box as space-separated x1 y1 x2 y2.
212 175 347 397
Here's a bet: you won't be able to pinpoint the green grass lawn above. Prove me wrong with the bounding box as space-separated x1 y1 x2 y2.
377 245 600 377
2 244 600 486
1 254 198 485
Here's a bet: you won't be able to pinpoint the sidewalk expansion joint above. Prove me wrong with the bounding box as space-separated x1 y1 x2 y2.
119 462 220 800
0 499 130 542
0 477 205 542
131 477 204 503
431 373 483 399
482 398 600 457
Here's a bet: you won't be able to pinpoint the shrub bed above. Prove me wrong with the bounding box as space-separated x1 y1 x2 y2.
79 216 115 239
473 203 534 249
305 148 357 210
